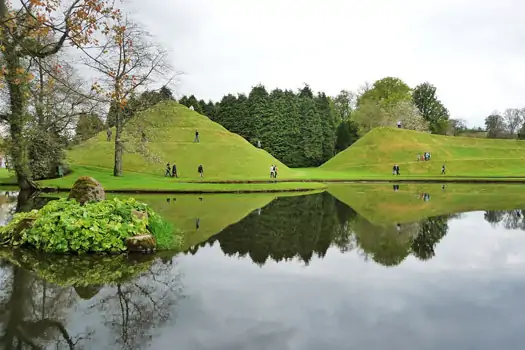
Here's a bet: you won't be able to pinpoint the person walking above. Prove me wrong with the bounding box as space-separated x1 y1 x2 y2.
165 163 171 177
392 164 397 175
270 165 275 178
172 164 178 178
441 164 446 175
396 164 400 176
198 164 204 178
194 130 200 143
274 165 278 179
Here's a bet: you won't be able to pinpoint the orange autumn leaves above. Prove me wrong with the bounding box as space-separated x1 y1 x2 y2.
1 0 121 88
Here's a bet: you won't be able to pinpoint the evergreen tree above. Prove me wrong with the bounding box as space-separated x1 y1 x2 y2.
179 95 189 107
202 100 216 118
187 95 204 114
216 94 239 131
247 85 270 142
298 85 323 166
159 85 174 100
335 120 359 153
315 92 338 162
282 89 303 166
75 113 104 142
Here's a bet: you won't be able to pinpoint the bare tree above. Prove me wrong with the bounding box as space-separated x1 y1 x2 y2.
503 108 524 137
0 0 119 190
82 17 173 176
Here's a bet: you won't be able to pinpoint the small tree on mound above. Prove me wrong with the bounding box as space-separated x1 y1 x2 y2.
84 17 175 176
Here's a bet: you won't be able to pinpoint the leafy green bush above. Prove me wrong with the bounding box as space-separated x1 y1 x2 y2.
0 198 183 253
147 211 182 250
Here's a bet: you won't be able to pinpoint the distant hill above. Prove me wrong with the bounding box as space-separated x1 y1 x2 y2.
321 127 525 177
67 101 291 180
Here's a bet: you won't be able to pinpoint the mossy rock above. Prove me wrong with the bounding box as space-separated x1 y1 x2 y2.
126 234 156 253
68 176 105 205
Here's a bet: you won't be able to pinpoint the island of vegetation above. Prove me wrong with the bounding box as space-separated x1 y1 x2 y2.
0 176 182 254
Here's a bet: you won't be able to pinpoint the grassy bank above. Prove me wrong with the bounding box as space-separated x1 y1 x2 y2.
37 166 326 193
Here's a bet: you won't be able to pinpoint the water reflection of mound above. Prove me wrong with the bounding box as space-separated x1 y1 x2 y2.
187 193 451 267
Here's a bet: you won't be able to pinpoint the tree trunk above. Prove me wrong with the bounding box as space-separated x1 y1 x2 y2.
113 110 123 176
5 53 35 191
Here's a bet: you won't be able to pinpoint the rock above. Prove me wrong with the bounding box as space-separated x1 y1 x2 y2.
125 234 156 253
68 176 105 205
74 285 102 300
131 209 148 221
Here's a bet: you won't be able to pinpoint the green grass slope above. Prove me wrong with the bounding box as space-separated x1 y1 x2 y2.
67 101 292 180
321 127 525 177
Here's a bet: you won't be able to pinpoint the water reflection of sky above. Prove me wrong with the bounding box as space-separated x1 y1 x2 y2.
146 211 525 350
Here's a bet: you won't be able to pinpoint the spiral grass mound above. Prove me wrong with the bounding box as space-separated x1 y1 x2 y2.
0 197 182 254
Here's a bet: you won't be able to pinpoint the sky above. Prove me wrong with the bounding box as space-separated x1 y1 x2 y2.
126 0 525 127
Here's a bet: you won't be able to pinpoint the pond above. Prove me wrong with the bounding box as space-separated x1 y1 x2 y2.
1 184 525 349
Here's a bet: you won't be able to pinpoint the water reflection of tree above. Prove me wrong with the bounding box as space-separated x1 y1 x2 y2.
484 210 525 230
186 192 452 267
0 265 81 349
89 259 184 350
193 193 354 265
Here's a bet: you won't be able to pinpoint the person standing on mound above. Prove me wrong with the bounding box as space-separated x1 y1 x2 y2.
441 164 446 175
194 130 200 143
198 164 204 178
165 163 171 177
270 165 275 178
172 164 178 178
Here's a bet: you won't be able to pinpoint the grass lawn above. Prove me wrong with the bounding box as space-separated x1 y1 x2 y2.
39 166 326 193
329 183 525 225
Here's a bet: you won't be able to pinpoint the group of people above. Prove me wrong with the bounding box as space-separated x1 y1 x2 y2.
418 152 431 161
163 130 204 178
392 164 401 175
270 165 279 178
165 162 205 178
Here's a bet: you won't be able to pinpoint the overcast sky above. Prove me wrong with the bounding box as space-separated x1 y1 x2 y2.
127 0 525 127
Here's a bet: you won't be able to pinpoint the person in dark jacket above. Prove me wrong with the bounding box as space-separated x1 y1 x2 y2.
198 164 204 178
172 164 178 178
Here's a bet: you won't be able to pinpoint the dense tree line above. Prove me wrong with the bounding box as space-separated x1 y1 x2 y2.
180 85 339 167
179 77 452 166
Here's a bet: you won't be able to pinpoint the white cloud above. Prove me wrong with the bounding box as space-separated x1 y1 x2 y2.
127 0 525 127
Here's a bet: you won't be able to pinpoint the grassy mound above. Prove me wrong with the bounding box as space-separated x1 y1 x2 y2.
321 127 525 177
67 101 292 180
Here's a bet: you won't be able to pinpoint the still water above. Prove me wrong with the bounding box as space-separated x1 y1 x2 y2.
1 185 525 349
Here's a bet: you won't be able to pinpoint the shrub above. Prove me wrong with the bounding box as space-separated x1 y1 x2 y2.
0 197 183 254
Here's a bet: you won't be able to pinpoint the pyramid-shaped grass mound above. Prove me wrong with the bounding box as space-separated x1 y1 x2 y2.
321 127 525 177
67 102 292 180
